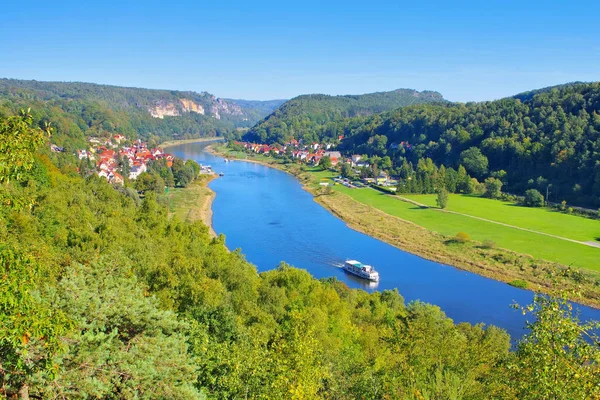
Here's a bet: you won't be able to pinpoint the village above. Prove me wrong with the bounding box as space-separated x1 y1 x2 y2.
233 139 399 189
74 135 213 185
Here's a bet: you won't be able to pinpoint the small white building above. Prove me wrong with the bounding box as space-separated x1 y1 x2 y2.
129 164 147 180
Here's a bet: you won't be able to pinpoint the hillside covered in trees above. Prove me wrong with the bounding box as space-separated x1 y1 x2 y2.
246 82 600 207
2 110 600 398
243 89 445 144
0 78 284 151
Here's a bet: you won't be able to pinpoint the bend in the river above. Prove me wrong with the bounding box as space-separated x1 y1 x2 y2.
170 142 600 339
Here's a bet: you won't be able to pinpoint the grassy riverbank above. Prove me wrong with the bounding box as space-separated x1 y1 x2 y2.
331 187 600 271
166 174 218 237
160 136 223 148
403 194 600 243
210 143 600 308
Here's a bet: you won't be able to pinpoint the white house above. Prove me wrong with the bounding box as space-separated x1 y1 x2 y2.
129 164 147 180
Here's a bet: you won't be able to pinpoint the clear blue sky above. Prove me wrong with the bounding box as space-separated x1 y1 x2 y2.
1 0 598 102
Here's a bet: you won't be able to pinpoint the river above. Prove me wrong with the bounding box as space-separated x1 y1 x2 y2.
170 142 600 339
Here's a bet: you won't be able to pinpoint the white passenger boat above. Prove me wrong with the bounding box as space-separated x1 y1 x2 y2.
344 260 380 282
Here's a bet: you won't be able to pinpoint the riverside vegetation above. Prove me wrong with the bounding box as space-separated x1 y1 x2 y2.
3 109 600 399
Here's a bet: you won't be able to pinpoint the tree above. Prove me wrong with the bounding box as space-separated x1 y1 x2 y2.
506 294 600 399
340 162 353 179
0 247 70 399
484 177 503 198
456 165 470 193
135 172 165 194
459 147 488 178
319 155 332 170
117 153 131 177
524 189 544 207
42 262 202 399
172 159 196 188
436 188 449 209
0 109 48 183
468 177 484 195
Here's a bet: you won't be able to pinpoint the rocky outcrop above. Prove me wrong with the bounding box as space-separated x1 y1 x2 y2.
179 99 205 114
210 97 243 120
149 98 205 119
149 97 243 119
149 100 179 118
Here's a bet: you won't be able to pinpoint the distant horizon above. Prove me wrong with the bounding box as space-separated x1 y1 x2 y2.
2 1 598 104
1 75 593 104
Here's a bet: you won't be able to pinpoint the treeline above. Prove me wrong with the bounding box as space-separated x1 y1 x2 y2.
0 78 282 151
247 82 600 207
341 83 600 206
243 89 445 144
135 158 203 195
393 158 503 196
2 111 600 399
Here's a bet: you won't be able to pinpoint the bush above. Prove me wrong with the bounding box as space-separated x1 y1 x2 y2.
509 279 528 289
482 239 496 249
454 232 470 243
523 189 544 207
483 177 503 199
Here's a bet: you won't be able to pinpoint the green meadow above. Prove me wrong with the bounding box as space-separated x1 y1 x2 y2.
309 170 600 271
402 194 600 243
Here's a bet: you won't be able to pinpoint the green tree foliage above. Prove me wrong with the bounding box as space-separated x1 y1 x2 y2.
2 110 600 398
267 82 600 207
503 295 600 399
0 109 47 183
0 247 70 398
436 188 449 209
134 172 165 194
319 155 332 170
396 159 475 196
43 261 202 399
524 188 545 207
460 147 489 178
243 89 445 144
484 177 503 198
340 162 353 178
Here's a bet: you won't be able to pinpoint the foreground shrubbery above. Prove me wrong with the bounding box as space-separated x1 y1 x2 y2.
1 112 599 399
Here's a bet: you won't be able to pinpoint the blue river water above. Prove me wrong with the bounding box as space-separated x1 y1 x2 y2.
170 142 600 339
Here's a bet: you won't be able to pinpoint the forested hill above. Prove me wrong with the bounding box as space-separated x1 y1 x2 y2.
291 82 600 207
2 110 600 399
243 89 445 144
0 78 283 149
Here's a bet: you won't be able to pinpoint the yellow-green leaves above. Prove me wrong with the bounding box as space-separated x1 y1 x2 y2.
0 109 48 183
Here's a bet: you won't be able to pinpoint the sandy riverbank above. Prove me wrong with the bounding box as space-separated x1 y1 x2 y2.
167 174 219 238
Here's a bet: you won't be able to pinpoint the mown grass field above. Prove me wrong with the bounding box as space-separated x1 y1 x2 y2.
309 169 600 272
402 194 600 243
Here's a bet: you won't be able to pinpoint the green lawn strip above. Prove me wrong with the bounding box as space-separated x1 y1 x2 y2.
321 182 600 272
402 194 600 243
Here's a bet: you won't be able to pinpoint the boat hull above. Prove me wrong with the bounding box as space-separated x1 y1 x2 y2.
343 262 380 282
